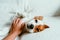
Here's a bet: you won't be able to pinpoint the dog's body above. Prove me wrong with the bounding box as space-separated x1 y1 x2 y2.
15 14 49 33
23 16 49 33
25 16 49 33
9 13 49 35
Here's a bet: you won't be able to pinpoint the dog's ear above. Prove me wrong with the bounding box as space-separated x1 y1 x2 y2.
38 16 43 20
34 16 43 20
44 25 49 28
34 16 38 20
33 25 44 32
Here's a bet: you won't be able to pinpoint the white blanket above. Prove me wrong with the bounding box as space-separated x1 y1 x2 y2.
0 0 60 40
0 17 60 40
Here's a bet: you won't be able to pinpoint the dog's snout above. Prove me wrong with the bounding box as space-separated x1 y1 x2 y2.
27 24 34 29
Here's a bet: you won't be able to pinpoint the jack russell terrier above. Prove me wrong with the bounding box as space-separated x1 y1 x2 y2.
9 13 49 34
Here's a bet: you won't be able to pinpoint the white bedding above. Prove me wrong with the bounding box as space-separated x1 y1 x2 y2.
0 17 60 40
0 0 60 40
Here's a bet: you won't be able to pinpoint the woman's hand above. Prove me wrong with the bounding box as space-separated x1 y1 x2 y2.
9 18 25 35
3 18 25 40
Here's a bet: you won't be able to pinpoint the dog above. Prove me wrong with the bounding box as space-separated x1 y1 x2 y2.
23 16 49 33
15 14 49 33
9 13 49 35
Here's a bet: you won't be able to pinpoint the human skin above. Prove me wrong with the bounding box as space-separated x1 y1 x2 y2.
3 18 25 40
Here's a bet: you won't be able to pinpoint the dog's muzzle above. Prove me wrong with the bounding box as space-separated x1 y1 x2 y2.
27 24 34 29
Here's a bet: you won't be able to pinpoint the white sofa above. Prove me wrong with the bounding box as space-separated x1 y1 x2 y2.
0 0 60 40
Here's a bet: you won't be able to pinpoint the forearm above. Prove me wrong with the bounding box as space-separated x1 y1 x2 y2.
3 32 19 40
3 18 25 40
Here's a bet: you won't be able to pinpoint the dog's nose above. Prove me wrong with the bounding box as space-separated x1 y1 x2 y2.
27 24 34 29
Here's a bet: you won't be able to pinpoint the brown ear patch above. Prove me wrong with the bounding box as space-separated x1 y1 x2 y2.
34 16 43 20
33 25 44 32
33 25 49 32
44 25 49 28
37 25 45 31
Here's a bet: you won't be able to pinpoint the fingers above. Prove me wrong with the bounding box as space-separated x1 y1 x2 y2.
12 18 17 24
16 18 20 24
13 18 21 24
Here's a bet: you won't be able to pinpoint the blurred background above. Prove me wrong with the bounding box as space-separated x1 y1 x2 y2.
0 0 60 40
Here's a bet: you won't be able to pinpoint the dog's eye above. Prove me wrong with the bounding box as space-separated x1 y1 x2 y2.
35 20 38 23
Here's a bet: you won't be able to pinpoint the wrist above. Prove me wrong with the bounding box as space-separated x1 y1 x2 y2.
3 32 19 40
9 30 22 36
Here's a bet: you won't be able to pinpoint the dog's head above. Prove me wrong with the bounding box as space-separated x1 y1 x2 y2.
25 16 49 33
11 13 49 33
